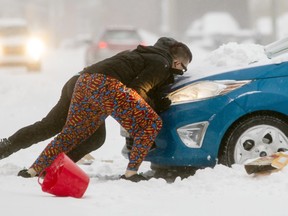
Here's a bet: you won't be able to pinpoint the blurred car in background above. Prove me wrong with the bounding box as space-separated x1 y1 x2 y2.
121 37 288 173
60 33 92 49
0 18 45 72
85 26 145 65
185 12 255 50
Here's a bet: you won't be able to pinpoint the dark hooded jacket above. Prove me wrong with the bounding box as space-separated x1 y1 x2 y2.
82 37 181 109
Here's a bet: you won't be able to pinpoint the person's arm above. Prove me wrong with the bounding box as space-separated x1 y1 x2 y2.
148 74 174 113
128 59 170 108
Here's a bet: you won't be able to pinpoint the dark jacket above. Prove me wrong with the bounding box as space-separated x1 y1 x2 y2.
82 37 180 109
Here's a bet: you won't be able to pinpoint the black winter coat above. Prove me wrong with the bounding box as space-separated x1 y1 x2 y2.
82 37 180 109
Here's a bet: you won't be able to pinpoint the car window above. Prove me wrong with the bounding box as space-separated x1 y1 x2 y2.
102 30 141 41
0 26 28 36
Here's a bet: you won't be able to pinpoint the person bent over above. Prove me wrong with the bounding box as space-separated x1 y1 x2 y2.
25 37 192 182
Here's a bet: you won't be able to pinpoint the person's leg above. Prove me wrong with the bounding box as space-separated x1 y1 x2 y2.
30 73 108 174
0 76 78 160
106 79 162 173
2 75 107 162
66 122 106 162
18 123 106 177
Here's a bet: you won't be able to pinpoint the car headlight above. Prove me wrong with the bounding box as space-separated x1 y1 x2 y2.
168 80 251 104
26 37 45 61
177 121 209 148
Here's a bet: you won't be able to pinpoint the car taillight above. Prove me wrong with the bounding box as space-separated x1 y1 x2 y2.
98 41 108 49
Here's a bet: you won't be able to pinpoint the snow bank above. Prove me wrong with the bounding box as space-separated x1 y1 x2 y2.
205 42 268 67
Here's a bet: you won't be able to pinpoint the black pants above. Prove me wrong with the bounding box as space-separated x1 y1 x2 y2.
8 75 106 162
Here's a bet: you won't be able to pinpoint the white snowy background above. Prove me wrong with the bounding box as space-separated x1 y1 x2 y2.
1 37 288 216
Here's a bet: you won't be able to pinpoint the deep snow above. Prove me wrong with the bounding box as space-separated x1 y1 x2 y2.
1 43 288 216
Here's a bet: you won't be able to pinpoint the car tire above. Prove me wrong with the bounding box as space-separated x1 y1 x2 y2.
150 164 197 181
218 113 288 166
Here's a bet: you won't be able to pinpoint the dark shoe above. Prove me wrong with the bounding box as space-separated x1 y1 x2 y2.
0 138 12 159
120 174 148 182
17 169 33 178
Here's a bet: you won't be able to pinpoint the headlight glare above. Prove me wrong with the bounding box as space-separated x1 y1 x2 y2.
26 37 45 60
169 80 251 104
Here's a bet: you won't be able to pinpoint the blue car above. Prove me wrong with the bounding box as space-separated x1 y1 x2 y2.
122 37 288 170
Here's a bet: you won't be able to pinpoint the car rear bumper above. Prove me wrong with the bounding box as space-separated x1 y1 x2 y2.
0 55 40 65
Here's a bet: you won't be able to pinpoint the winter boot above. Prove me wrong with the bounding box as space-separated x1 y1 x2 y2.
120 174 148 182
17 168 37 178
0 138 13 159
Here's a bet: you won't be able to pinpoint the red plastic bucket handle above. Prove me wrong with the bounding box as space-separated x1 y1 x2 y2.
37 170 46 186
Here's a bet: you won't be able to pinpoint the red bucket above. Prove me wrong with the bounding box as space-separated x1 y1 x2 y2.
38 153 90 198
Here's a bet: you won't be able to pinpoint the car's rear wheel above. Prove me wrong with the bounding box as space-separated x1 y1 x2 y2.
218 113 288 166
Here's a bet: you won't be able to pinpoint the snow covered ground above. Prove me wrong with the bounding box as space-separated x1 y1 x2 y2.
1 43 288 216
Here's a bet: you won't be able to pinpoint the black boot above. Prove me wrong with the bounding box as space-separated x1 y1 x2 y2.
120 174 148 182
17 169 33 178
0 138 13 159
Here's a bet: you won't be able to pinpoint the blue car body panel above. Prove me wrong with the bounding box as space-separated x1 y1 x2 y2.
145 61 288 168
172 62 288 91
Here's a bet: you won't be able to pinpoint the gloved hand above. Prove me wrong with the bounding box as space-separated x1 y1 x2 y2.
155 97 171 113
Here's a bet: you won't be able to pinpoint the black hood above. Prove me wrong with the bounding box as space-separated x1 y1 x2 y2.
135 37 178 66
154 37 179 50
